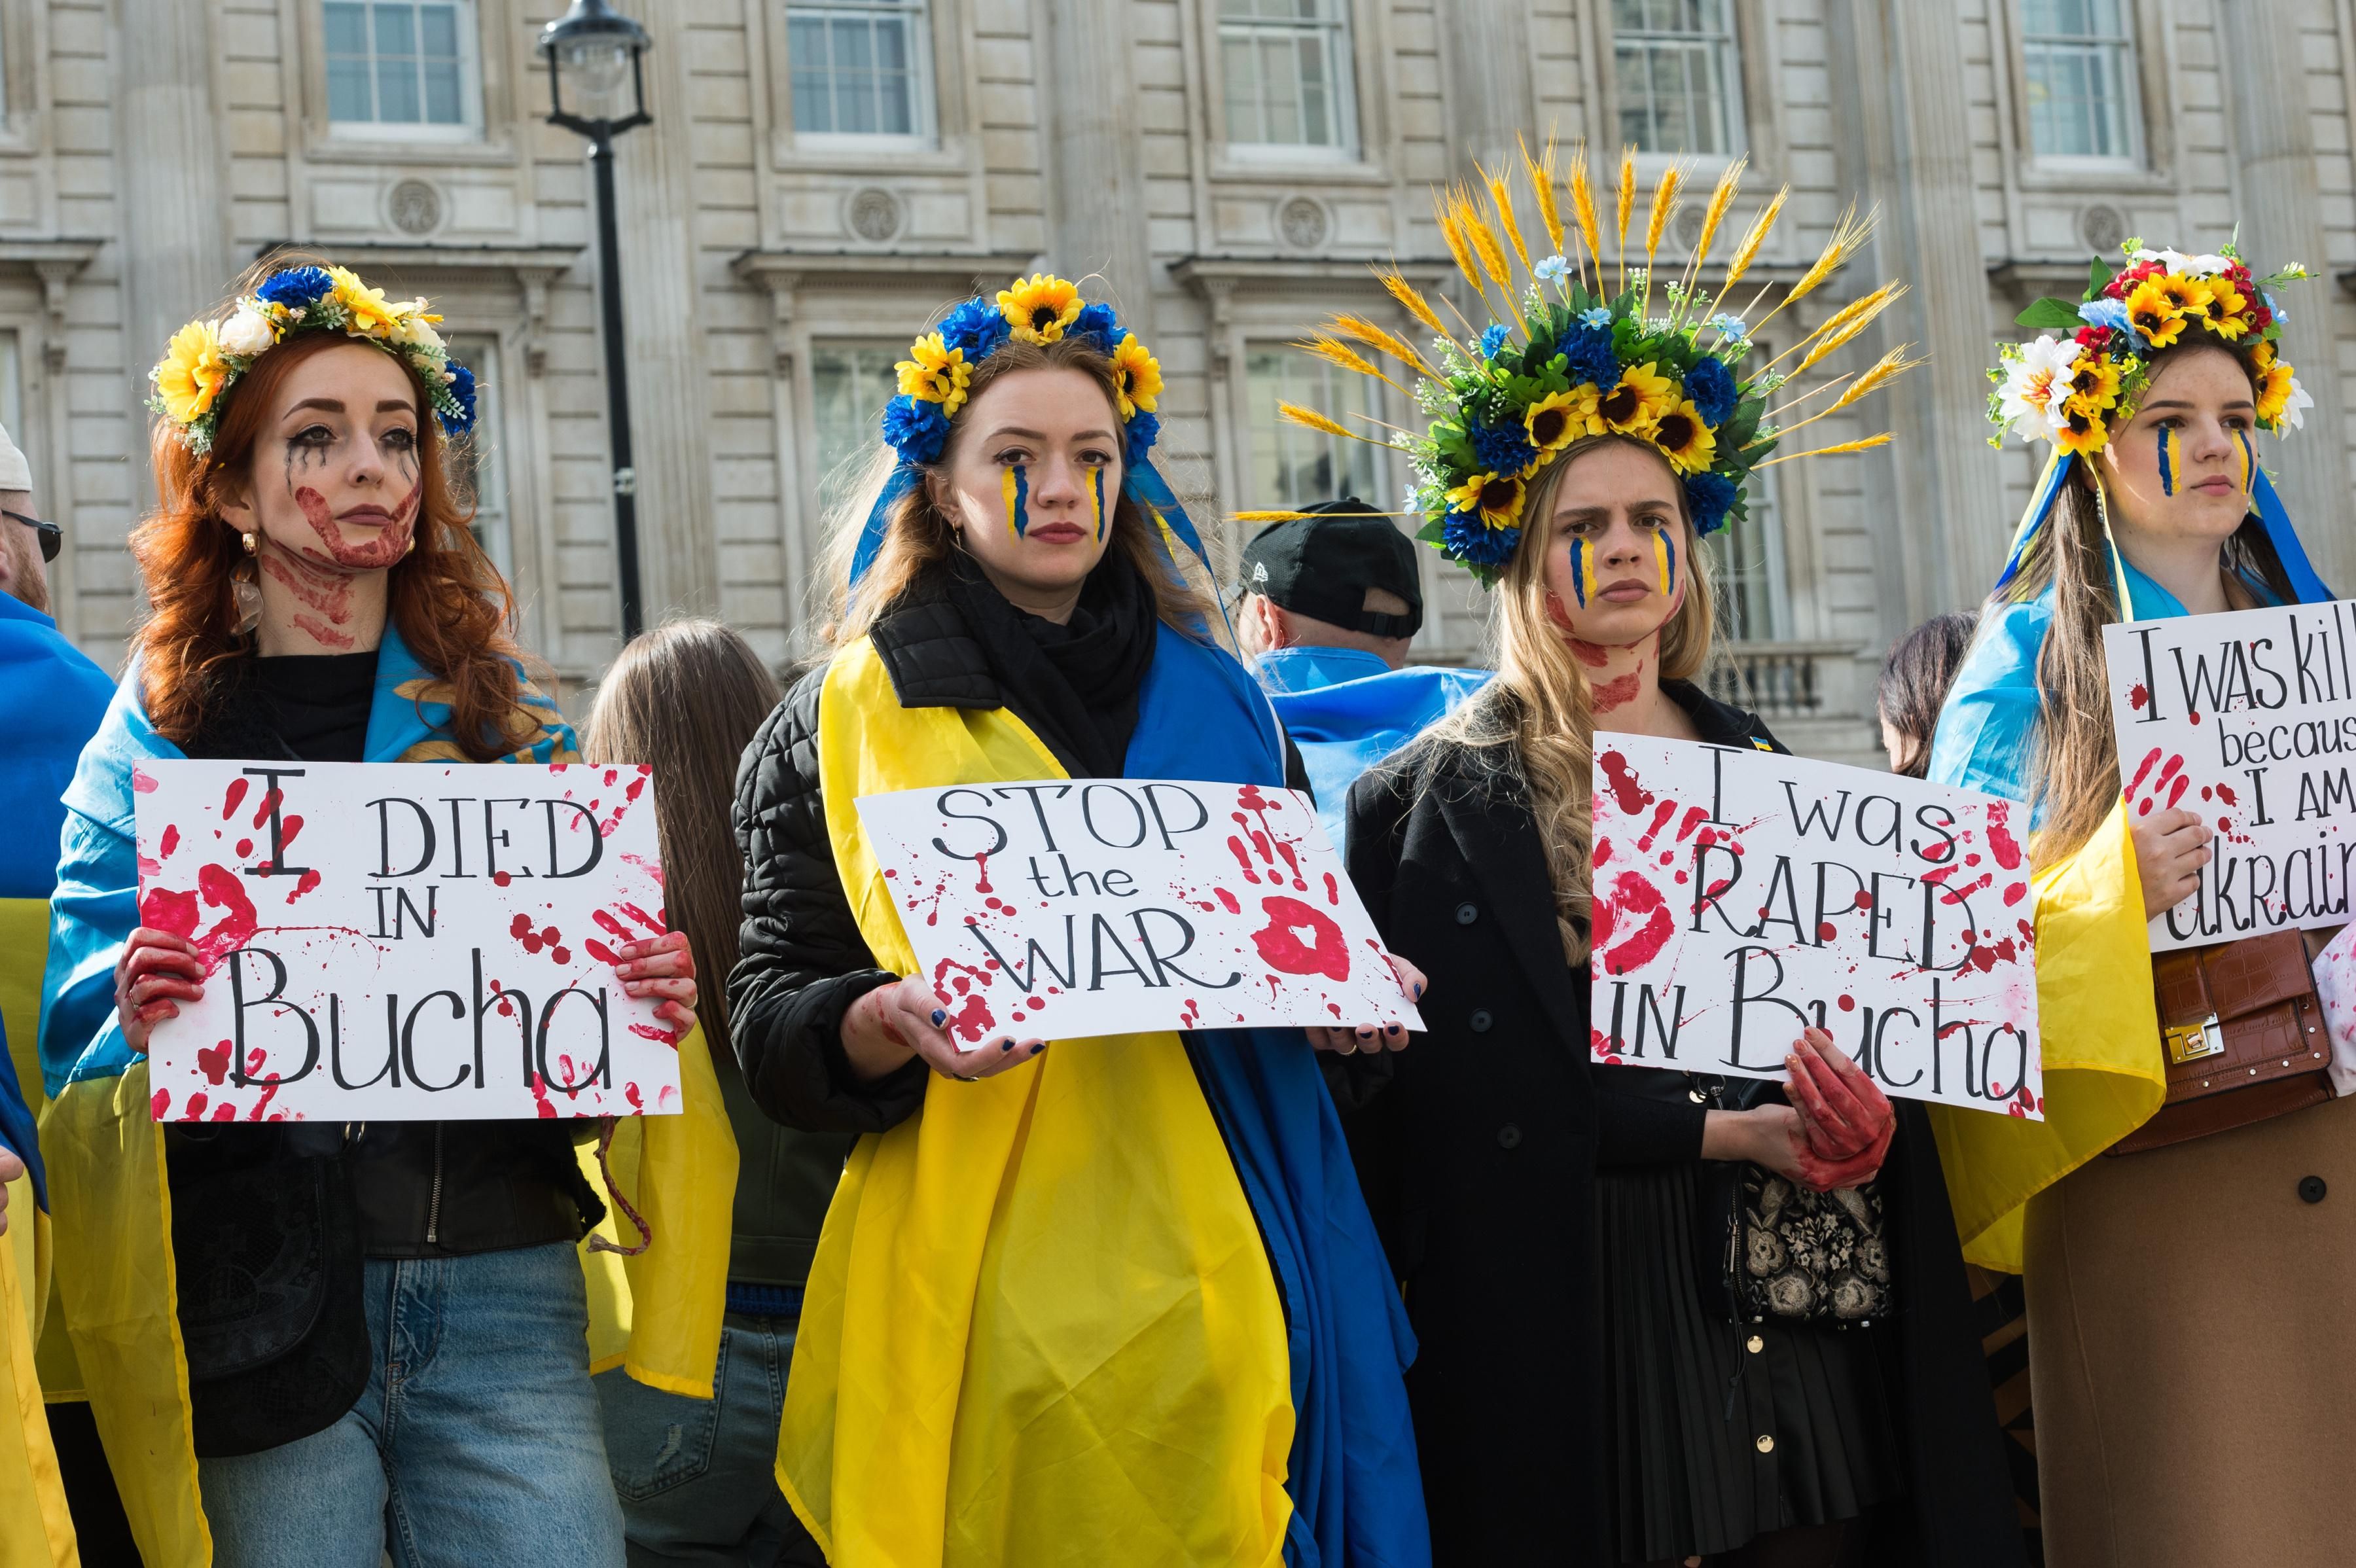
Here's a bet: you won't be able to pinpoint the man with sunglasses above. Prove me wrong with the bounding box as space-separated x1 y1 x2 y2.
1 417 114 1565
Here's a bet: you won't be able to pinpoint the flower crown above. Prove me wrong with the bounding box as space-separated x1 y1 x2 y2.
880 273 1164 469
1990 240 2310 456
1253 143 1916 584
149 264 478 456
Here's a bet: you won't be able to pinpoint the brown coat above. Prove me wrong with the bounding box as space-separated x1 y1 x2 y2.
2025 1092 2356 1568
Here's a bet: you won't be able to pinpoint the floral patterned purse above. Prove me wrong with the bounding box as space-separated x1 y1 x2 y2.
1693 1077 1897 1328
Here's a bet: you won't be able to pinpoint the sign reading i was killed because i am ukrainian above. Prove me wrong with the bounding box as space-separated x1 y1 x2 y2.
133 759 685 1123
2103 599 2356 952
1590 735 2043 1119
852 779 1423 1044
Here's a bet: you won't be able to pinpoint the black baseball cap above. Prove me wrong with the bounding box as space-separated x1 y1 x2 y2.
1238 499 1423 639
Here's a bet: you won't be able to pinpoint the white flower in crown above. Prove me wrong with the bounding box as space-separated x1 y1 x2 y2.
1997 334 2080 444
218 304 277 358
2280 375 2315 430
2131 247 2230 277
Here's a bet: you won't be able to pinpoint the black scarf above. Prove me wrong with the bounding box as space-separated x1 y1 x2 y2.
942 548 1158 777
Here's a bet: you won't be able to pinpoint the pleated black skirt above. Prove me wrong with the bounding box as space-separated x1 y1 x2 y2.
1597 1161 1901 1563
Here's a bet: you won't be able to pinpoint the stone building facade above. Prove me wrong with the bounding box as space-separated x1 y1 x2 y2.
4 0 2355 765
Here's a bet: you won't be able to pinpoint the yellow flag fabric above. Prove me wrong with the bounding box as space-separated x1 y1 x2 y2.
778 636 1294 1568
1929 800 2167 1272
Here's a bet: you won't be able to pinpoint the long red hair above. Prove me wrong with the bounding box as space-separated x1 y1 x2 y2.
130 322 537 759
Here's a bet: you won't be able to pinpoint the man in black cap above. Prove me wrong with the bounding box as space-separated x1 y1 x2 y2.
1237 499 1487 853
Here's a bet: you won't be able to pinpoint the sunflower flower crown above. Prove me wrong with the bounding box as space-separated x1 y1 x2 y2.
149 264 477 456
1249 142 1917 584
1990 240 2311 456
880 273 1164 469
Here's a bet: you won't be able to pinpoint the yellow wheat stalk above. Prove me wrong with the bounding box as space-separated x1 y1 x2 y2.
1751 204 1878 333
1434 190 1485 301
1374 268 1450 340
1788 285 1906 379
1763 344 1923 420
1484 164 1532 270
1615 144 1637 292
1639 160 1688 318
1755 431 1895 468
1717 184 1789 301
1332 312 1437 378
1455 190 1527 329
1279 401 1393 448
1522 132 1565 256
1677 155 1749 318
1300 334 1404 393
1568 141 1603 292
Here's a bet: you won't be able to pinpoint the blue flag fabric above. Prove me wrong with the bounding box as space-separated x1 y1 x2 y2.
1128 628 1432 1568
1255 647 1491 855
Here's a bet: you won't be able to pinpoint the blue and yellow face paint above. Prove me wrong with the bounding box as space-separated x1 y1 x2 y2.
1090 466 1106 542
2237 428 2255 497
1000 463 1030 540
2158 425 2179 497
1569 535 1599 608
1651 527 1677 599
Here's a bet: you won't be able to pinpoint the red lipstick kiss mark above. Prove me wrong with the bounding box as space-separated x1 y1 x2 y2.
1597 750 1654 818
1251 895 1350 982
1594 870 1675 975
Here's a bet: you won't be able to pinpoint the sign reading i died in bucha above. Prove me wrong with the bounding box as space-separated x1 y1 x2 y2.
2104 599 2356 952
132 759 685 1123
1589 735 2042 1119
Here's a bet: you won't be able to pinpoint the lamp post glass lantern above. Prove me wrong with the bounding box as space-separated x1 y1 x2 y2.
539 0 652 639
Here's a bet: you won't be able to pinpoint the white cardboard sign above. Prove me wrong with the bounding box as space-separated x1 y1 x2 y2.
2103 599 2356 952
1590 735 2043 1119
133 759 684 1123
852 779 1423 1046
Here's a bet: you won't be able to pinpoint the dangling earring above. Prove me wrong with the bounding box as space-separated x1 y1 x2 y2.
241 531 257 555
402 535 416 558
232 533 263 635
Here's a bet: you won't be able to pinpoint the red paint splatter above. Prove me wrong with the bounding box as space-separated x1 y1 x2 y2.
592 909 634 943
250 790 280 830
2166 774 2190 809
1986 802 2022 871
196 1040 232 1086
1214 887 1241 915
1837 995 1856 1012
1817 921 1838 942
1250 895 1351 982
1323 871 1340 905
2126 747 2164 799
2003 882 2028 907
1674 806 1709 844
1596 836 1615 867
143 886 200 936
1226 835 1264 884
2129 683 2148 711
235 838 253 859
624 1083 643 1113
1597 750 1654 817
629 1022 686 1048
151 1089 171 1119
492 870 512 887
552 946 571 966
585 938 620 965
2216 783 2238 806
185 1092 209 1122
133 770 159 794
2188 710 2202 726
973 851 993 895
161 825 181 857
187 864 259 975
1637 800 1677 853
221 778 249 820
1596 870 1676 976
528 1074 557 1118
617 902 664 935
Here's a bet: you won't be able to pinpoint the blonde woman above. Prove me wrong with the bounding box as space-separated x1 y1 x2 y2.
1931 242 2347 1567
1285 156 2022 1565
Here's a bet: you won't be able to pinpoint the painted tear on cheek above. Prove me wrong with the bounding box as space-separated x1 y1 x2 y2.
1000 464 1029 541
1652 529 1676 597
2238 429 2254 495
1091 466 1106 542
1569 537 1597 608
2158 425 2177 498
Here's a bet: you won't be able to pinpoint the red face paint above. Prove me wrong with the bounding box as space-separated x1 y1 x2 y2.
292 483 418 569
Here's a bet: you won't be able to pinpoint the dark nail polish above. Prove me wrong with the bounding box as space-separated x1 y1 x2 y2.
1387 1024 1401 1035
1412 982 1424 997
931 1009 946 1025
1000 1039 1015 1052
1030 1042 1046 1054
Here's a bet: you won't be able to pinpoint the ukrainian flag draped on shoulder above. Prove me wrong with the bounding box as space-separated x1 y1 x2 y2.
37 627 734 1567
1923 560 2325 1272
780 620 1429 1568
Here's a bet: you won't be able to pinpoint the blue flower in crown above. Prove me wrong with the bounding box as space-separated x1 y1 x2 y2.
1471 418 1537 476
256 266 334 311
442 361 478 434
1685 356 1738 427
1561 323 1620 393
882 395 950 464
1479 325 1509 360
1073 302 1122 355
1123 410 1160 469
938 296 1011 363
1684 471 1738 536
1442 509 1518 567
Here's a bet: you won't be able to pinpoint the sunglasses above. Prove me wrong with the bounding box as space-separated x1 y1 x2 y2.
3 510 60 563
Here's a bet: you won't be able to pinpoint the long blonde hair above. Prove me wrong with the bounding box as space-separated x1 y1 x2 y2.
581 618 781 1042
1416 435 1718 962
1998 343 2291 866
816 336 1211 645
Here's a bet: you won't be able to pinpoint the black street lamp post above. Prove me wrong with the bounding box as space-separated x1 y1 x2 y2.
538 0 654 639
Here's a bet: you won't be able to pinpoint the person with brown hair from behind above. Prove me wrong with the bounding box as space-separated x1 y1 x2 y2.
1874 611 1976 779
584 618 834 1568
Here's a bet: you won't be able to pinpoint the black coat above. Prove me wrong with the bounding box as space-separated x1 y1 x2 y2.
1341 680 2024 1568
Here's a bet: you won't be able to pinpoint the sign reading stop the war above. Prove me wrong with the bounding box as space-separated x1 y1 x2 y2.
132 759 685 1123
2104 599 2356 952
853 778 1423 1045
1590 735 2043 1119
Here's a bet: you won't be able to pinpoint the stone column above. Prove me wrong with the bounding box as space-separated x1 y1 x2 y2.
116 1 236 497
2219 0 2353 587
1041 0 1153 317
1827 0 2005 635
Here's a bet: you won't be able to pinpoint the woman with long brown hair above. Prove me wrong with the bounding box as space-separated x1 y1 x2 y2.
727 274 1429 1567
1303 157 2022 1565
1930 242 2350 1567
584 620 832 1567
37 260 713 1567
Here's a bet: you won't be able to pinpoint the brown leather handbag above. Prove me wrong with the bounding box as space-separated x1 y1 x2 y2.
2109 927 2336 1156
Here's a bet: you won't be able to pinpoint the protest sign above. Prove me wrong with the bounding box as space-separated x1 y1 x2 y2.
133 759 684 1123
853 779 1422 1045
1590 735 2042 1118
2104 599 2356 952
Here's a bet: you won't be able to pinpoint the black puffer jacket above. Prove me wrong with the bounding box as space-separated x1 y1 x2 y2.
729 596 1086 1133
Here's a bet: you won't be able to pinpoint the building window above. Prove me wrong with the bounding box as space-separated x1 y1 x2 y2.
1218 0 1358 154
446 336 510 577
785 0 933 142
324 1 480 138
1612 0 1744 156
2020 0 2142 162
1704 467 1787 642
1244 345 1380 510
810 341 904 518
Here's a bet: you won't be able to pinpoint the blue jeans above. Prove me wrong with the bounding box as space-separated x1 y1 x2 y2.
594 1311 823 1567
198 1241 626 1568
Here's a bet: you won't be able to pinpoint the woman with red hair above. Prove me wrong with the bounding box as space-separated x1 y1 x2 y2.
38 260 723 1568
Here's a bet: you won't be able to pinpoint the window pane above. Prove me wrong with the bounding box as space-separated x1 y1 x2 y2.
1613 0 1741 154
2022 0 2140 160
325 2 369 55
376 56 421 122
419 3 459 56
1245 347 1379 509
423 59 462 123
784 3 930 141
810 342 904 517
374 3 417 58
328 57 374 122
1217 1 1354 149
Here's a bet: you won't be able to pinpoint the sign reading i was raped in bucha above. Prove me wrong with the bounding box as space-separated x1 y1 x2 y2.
1590 736 2043 1119
852 779 1423 1045
132 759 684 1123
2103 600 2356 952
